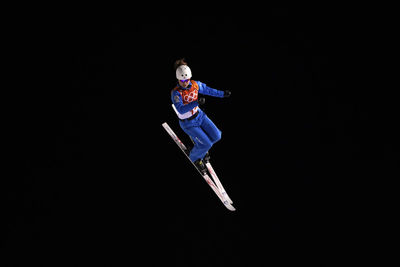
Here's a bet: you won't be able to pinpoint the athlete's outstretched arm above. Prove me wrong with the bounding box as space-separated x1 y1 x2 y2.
196 81 225 98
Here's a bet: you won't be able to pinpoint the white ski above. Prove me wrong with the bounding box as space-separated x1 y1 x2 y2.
187 137 233 205
162 122 235 211
205 162 233 204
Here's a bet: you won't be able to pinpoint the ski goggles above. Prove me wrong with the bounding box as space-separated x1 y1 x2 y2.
180 79 190 83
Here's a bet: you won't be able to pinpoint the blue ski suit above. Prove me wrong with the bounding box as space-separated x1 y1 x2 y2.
171 80 225 162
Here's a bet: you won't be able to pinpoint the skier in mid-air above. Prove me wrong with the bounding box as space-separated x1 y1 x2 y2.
171 58 231 173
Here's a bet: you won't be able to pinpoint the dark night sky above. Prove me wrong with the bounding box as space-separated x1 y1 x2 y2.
6 8 395 266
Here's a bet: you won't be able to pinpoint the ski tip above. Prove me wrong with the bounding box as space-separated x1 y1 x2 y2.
224 202 236 211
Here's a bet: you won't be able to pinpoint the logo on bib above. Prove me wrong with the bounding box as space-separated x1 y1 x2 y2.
183 90 198 102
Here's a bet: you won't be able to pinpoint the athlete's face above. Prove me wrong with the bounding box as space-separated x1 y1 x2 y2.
178 79 190 88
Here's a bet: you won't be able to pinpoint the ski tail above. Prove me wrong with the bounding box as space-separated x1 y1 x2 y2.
162 122 188 152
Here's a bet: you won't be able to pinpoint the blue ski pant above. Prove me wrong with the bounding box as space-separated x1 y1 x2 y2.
179 111 221 162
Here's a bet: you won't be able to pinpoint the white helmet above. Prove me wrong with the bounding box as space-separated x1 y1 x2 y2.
176 65 192 80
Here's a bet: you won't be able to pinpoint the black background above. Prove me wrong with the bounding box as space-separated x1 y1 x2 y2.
6 7 395 266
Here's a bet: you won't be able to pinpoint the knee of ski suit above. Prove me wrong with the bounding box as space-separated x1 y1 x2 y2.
213 130 221 144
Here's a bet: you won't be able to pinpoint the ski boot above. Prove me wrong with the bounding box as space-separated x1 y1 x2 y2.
194 159 207 174
203 152 211 163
